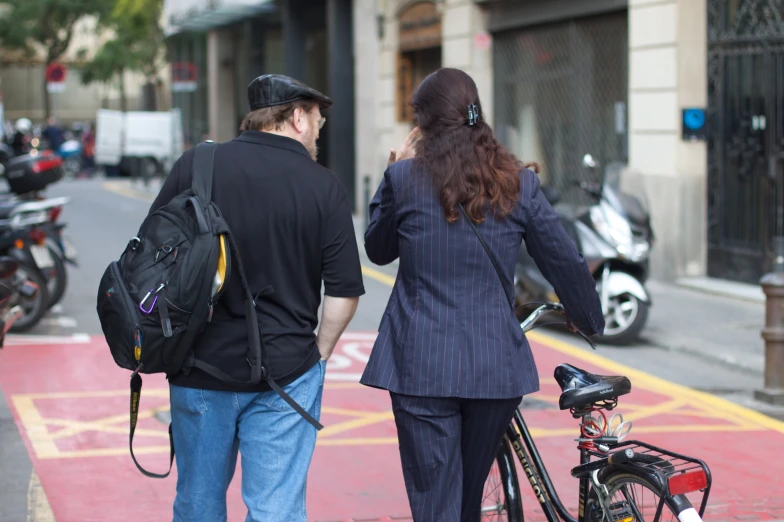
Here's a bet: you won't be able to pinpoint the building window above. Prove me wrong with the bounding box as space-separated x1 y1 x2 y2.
396 1 442 122
493 12 628 194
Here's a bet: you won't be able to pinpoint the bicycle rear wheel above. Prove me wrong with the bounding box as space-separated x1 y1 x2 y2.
586 471 701 522
481 437 524 521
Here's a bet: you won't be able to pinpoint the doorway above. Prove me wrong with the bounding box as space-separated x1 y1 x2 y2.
707 0 784 283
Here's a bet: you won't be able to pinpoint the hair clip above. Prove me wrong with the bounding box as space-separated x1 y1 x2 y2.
467 104 479 126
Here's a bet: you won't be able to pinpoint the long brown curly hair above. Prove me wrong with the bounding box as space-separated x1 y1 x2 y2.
411 68 539 223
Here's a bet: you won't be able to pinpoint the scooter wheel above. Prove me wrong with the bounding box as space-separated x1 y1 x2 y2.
9 263 50 333
45 246 67 310
599 295 649 345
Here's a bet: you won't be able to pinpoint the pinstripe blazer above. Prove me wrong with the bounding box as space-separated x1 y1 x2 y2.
360 159 604 399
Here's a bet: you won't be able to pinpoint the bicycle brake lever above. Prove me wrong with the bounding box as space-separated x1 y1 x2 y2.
526 319 598 350
576 330 597 350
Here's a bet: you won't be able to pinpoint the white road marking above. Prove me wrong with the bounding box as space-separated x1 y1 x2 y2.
39 316 78 328
4 333 92 345
323 333 377 382
325 373 365 382
49 304 64 314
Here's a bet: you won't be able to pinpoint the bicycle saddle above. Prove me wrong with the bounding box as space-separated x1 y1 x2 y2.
553 364 631 411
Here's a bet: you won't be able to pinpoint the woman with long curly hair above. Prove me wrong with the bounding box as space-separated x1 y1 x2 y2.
361 68 604 521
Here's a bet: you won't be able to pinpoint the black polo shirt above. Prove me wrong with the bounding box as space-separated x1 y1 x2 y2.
148 131 365 392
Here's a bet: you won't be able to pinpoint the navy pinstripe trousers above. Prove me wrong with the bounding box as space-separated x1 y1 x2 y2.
390 393 521 522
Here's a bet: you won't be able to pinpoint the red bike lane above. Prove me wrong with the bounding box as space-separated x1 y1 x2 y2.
0 331 783 522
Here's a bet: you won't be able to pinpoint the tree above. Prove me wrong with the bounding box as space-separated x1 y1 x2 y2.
79 0 165 111
0 0 111 118
79 38 132 111
112 0 164 81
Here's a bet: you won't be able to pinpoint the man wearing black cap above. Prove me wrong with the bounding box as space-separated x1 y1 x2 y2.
147 74 365 522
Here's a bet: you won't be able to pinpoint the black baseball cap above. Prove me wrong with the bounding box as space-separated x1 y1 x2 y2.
247 74 333 111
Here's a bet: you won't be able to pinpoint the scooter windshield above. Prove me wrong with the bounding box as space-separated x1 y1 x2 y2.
601 161 650 230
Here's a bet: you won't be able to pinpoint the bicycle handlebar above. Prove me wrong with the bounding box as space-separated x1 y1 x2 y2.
519 302 598 351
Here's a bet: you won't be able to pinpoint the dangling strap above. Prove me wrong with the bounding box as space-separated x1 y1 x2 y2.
185 357 323 431
129 370 175 479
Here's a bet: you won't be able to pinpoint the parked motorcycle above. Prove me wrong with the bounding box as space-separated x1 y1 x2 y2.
0 257 26 346
0 197 72 315
515 154 654 345
0 144 73 312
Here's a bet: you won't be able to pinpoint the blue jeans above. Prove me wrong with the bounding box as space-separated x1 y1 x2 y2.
169 359 326 522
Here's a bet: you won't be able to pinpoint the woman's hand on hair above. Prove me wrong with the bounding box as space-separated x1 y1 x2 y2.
523 161 541 173
388 126 421 165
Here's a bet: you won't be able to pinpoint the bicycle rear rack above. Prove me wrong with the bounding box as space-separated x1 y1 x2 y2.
606 440 712 517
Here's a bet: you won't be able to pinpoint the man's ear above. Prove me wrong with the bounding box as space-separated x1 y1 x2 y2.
291 107 307 134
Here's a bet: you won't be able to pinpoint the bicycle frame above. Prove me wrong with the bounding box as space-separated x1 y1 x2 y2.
510 303 596 522
505 409 584 522
505 302 712 522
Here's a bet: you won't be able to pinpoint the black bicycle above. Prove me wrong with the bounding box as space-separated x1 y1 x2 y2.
481 303 712 522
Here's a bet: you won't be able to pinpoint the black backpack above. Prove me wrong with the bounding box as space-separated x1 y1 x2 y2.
96 142 323 479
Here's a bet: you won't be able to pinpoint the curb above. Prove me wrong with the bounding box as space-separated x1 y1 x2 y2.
651 339 764 375
676 277 765 304
26 472 55 522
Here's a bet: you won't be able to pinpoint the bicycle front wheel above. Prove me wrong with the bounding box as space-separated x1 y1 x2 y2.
481 437 524 521
586 471 702 522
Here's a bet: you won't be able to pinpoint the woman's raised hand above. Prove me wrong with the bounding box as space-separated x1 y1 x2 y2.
388 127 421 166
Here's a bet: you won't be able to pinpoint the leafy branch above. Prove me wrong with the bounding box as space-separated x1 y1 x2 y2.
0 0 111 117
79 0 165 110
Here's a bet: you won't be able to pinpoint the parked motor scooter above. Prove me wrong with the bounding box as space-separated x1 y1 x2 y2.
0 257 28 346
0 197 72 314
515 154 654 345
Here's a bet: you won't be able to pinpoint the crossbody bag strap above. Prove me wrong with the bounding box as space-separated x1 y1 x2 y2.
458 203 515 312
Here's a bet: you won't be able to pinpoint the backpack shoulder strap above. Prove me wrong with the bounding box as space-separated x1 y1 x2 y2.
192 141 218 203
184 146 325 432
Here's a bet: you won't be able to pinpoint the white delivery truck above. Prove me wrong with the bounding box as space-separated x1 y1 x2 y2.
94 108 184 178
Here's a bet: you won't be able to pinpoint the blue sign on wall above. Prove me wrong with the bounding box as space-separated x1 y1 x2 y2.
682 108 707 141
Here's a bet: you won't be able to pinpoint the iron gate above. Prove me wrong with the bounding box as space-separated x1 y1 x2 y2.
707 0 784 283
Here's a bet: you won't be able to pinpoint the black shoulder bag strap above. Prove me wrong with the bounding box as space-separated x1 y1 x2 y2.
191 140 216 201
457 204 516 314
186 142 323 431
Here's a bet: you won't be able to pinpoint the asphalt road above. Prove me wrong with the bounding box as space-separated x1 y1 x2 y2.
0 177 778 521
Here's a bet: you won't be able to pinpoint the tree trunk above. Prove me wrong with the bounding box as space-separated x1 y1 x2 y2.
42 68 51 119
141 82 156 111
119 70 127 112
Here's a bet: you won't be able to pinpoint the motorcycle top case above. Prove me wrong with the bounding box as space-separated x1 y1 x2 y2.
3 153 64 194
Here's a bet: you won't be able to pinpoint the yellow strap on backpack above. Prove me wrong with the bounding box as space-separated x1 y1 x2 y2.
213 233 228 295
